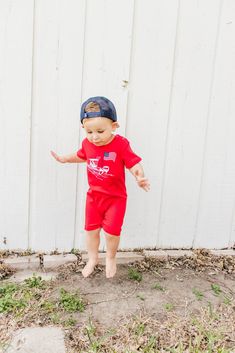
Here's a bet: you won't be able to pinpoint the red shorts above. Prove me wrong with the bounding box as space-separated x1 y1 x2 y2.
85 191 127 236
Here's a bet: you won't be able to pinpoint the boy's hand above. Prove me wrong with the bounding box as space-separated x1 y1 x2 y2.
136 175 150 192
129 165 150 192
50 150 67 163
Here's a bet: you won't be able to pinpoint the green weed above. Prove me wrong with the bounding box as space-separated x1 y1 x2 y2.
152 283 165 291
164 303 174 311
59 288 85 312
24 274 46 288
192 287 204 301
137 294 145 301
40 300 56 313
64 316 77 327
128 268 142 282
211 283 222 296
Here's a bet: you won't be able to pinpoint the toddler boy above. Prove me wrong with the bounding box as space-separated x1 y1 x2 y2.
51 96 150 278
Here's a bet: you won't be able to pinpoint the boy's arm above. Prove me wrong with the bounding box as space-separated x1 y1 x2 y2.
51 151 86 163
129 163 150 192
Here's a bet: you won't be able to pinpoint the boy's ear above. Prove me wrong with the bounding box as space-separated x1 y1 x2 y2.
112 122 119 130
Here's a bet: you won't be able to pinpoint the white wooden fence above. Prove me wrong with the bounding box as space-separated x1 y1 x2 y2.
1 0 235 252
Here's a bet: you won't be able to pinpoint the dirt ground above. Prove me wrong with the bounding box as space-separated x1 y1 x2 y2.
56 262 235 327
1 251 235 352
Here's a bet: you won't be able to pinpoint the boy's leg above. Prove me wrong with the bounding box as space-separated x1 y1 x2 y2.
104 232 120 278
103 197 126 278
82 228 101 278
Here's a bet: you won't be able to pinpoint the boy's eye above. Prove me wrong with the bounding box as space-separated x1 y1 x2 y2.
87 131 92 134
98 131 104 134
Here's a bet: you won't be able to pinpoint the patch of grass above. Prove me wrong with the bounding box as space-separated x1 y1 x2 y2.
70 248 80 255
40 300 56 313
135 322 145 336
84 318 107 352
59 288 85 312
0 283 26 314
50 313 61 324
67 304 235 353
164 303 174 311
211 283 222 296
192 287 204 301
128 268 142 282
152 283 165 291
223 296 232 305
0 283 18 296
0 294 26 314
137 294 145 301
24 274 46 288
64 316 77 327
207 301 219 320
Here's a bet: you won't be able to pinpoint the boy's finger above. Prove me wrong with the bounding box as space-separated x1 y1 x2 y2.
51 151 57 158
51 151 60 161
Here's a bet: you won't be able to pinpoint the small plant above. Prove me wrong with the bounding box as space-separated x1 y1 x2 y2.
40 300 55 313
223 296 232 305
64 316 77 327
164 303 174 311
137 294 145 301
152 283 165 291
0 283 18 296
24 274 45 289
85 318 103 352
128 268 142 282
192 287 204 301
50 313 61 324
135 322 145 336
71 248 79 255
144 335 157 351
0 283 26 314
59 288 85 312
211 283 222 296
207 301 219 320
86 318 96 337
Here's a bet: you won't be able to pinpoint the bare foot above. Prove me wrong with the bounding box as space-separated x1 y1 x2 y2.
106 257 117 278
82 260 98 278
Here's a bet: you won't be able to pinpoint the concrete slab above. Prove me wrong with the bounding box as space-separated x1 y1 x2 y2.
7 270 56 283
4 254 77 270
4 255 39 270
143 250 168 260
5 327 66 353
164 249 193 258
82 251 144 264
43 254 77 269
210 249 235 256
3 250 234 276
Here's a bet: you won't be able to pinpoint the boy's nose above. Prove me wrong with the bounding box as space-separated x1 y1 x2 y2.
93 134 99 141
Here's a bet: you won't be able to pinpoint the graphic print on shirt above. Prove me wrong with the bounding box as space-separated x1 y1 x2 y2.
87 157 114 180
103 151 117 162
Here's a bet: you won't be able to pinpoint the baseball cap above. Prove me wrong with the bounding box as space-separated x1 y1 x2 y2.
80 96 117 123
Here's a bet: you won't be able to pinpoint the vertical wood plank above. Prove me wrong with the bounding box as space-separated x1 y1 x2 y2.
156 0 221 248
75 0 135 250
29 0 86 251
81 0 134 135
0 1 33 250
194 0 235 248
123 0 179 248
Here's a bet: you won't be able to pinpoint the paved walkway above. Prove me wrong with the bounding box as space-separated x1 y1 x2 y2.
5 327 66 353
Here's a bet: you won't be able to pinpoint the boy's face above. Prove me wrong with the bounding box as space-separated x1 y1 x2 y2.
82 117 118 146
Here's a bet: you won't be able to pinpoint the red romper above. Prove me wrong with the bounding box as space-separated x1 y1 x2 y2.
77 134 141 236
